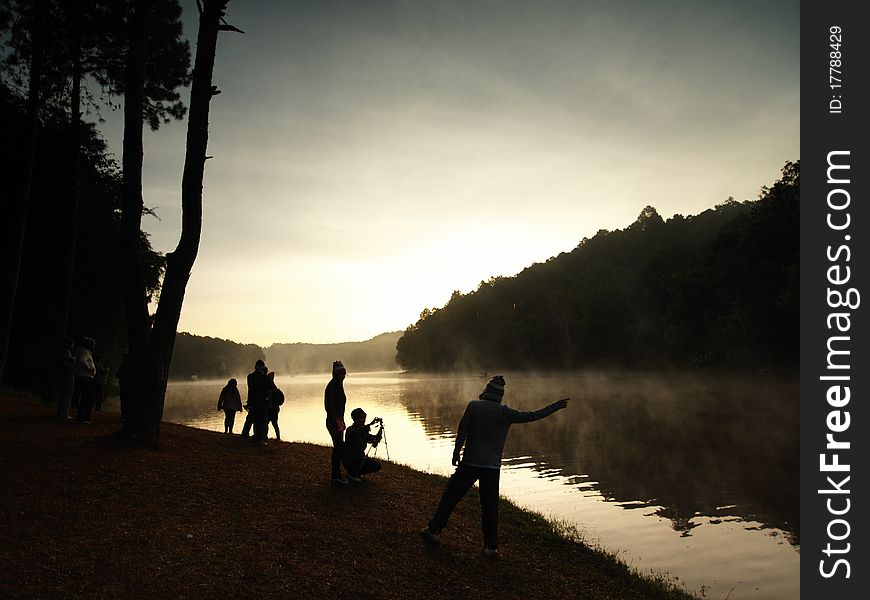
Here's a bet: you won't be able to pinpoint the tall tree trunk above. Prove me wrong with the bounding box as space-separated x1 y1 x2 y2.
135 0 233 439
48 0 84 399
0 0 42 383
119 0 152 434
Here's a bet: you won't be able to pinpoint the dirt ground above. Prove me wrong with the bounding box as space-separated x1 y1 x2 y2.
0 394 697 599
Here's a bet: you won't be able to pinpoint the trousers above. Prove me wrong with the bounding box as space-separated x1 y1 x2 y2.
427 465 501 549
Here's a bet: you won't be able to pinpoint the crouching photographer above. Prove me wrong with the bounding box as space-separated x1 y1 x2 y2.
342 408 384 482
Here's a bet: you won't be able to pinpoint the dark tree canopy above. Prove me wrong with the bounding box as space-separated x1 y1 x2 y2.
0 0 190 387
0 83 165 391
1 0 190 128
396 161 800 372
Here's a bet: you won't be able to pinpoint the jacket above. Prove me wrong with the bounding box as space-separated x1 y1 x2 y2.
454 398 560 469
324 378 346 421
343 423 382 464
217 385 242 412
74 347 96 379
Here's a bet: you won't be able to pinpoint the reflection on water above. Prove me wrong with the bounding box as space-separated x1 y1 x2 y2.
163 371 799 600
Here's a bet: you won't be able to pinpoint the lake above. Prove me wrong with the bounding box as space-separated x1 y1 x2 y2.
163 371 799 599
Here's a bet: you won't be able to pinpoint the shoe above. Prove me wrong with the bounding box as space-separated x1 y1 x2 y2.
347 475 363 483
419 528 441 544
481 546 498 558
331 477 350 485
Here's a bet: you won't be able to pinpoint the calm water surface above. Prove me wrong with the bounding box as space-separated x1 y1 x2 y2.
163 371 799 600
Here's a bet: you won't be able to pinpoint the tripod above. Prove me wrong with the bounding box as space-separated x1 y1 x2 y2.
351 420 390 478
367 419 390 461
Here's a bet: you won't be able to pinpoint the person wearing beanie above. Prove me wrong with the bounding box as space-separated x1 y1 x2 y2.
324 360 349 484
420 375 569 557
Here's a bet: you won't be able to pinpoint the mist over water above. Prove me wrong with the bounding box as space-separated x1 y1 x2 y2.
163 370 798 600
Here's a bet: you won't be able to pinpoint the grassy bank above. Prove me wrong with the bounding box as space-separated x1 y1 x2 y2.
0 393 699 599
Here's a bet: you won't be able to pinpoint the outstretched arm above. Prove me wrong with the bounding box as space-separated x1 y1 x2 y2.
503 398 569 424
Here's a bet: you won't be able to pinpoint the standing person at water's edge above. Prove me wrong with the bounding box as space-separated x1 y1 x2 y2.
246 360 271 446
324 360 349 484
420 375 568 557
266 371 284 441
217 378 243 433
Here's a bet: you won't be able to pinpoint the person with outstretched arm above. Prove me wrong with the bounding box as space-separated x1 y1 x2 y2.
420 375 569 557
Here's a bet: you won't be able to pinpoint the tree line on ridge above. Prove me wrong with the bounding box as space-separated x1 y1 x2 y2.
396 161 799 372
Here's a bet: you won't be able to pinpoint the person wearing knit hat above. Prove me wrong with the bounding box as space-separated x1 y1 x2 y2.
420 375 569 557
324 360 349 484
479 375 505 401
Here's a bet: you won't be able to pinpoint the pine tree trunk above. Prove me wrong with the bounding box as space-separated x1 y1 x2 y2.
48 0 84 399
119 0 152 435
0 0 42 383
135 0 231 439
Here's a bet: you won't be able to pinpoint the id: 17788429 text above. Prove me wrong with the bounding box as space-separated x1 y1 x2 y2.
829 25 844 114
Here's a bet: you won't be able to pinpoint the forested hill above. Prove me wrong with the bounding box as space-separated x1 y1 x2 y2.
265 332 401 375
168 331 401 380
396 161 799 372
169 333 266 380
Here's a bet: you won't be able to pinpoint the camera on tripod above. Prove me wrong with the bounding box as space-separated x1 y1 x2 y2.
366 417 388 455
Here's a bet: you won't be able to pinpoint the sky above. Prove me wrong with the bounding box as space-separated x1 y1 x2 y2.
98 0 800 346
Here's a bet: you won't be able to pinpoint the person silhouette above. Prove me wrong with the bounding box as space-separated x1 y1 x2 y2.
420 375 569 557
217 378 243 433
246 360 270 446
56 337 76 421
342 407 383 482
266 371 284 441
73 337 97 423
324 360 349 484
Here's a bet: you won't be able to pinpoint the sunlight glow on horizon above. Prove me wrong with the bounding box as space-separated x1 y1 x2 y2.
115 1 798 346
